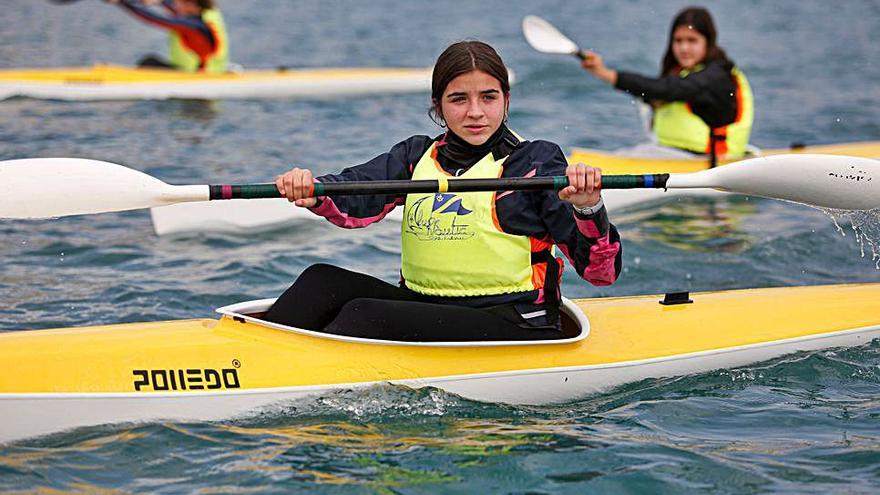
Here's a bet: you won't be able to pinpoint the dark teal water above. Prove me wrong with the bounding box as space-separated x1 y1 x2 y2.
2 0 880 492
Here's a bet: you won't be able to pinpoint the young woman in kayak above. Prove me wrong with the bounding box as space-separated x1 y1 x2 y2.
106 0 228 73
581 6 753 164
267 41 622 342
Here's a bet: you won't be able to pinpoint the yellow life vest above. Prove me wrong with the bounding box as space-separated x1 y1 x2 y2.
168 9 228 73
653 66 754 158
400 142 535 297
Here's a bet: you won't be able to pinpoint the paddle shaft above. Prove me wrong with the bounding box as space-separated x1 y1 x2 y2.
208 174 670 200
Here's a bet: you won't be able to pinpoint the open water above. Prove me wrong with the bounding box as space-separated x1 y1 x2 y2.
1 0 879 493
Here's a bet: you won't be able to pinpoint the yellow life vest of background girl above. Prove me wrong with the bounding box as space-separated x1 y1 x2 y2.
168 9 228 73
653 66 754 158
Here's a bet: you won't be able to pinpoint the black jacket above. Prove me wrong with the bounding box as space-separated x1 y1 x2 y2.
615 60 738 128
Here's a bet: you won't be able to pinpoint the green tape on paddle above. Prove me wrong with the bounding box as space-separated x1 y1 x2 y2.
602 174 669 189
238 184 283 199
208 184 281 200
553 176 569 190
313 182 325 197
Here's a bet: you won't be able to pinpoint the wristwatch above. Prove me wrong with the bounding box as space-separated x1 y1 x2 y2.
572 197 604 216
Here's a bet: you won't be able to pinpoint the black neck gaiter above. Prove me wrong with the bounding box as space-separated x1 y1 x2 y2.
436 125 521 172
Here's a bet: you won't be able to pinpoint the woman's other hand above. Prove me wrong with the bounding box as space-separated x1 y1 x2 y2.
580 51 617 85
559 162 602 210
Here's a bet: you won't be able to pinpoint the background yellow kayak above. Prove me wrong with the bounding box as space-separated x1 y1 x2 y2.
569 140 880 174
0 64 436 100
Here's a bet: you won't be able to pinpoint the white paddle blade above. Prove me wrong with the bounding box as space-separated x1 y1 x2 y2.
667 154 880 210
522 15 580 55
0 158 209 219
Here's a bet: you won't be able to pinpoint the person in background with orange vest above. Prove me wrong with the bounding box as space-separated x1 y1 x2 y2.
106 0 228 73
581 6 753 165
266 41 622 342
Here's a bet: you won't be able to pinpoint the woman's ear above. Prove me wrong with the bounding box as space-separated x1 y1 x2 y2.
434 100 445 121
430 99 446 127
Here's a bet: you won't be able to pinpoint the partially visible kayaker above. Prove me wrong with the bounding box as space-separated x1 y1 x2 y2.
267 40 622 342
105 0 228 73
581 6 753 164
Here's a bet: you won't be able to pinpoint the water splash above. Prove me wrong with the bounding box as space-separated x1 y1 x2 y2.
820 208 880 268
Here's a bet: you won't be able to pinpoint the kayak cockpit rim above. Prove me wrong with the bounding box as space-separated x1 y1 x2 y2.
215 297 589 347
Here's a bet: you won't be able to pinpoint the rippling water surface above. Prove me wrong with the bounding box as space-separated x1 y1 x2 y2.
1 0 879 492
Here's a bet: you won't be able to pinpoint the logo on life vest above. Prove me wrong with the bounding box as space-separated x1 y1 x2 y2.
132 360 241 391
405 193 475 241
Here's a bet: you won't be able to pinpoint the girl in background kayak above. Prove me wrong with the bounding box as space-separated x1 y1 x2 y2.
267 40 622 342
105 0 228 73
581 6 753 165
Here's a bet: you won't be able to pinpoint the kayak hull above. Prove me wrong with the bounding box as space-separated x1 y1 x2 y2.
6 320 876 444
0 64 434 101
2 283 879 443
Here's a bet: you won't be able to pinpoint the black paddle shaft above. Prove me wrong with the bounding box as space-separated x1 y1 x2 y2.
208 174 669 200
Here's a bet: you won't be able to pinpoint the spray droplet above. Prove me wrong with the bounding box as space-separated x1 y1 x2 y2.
820 207 880 268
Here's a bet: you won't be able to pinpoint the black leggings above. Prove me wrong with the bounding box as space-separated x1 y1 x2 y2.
263 264 563 342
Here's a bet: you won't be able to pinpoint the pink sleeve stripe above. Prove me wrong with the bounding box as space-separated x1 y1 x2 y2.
496 169 538 201
310 196 403 229
583 237 620 286
557 235 620 286
575 216 602 238
574 217 619 284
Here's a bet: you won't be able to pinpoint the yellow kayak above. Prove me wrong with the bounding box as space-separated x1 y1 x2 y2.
2 283 879 443
0 64 435 101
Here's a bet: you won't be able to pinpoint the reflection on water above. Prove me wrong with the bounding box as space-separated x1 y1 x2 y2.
616 197 758 253
150 98 220 124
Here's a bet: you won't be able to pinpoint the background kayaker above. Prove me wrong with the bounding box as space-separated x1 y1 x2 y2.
266 40 622 342
105 0 228 73
581 6 753 165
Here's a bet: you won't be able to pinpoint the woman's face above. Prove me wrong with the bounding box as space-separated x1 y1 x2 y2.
438 69 508 146
671 25 708 70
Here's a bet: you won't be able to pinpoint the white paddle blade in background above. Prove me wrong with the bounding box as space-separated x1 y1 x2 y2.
0 158 209 219
667 154 880 211
522 15 580 55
